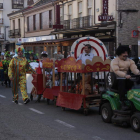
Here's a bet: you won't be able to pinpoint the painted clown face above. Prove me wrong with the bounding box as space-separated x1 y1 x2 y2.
18 51 23 57
16 47 24 57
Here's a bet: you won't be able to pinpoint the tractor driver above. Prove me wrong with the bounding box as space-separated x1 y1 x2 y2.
110 46 140 110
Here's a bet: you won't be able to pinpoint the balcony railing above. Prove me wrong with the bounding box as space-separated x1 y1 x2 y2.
9 30 15 38
0 3 3 9
15 29 21 37
0 18 3 24
60 15 93 30
0 33 4 39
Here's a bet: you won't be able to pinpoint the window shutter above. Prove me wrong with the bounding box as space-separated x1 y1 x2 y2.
78 2 82 13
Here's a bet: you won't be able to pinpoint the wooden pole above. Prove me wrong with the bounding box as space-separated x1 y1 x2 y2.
52 68 55 86
60 73 62 92
82 73 85 95
43 68 46 88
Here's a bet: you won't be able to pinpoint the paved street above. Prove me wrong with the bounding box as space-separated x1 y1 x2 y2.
0 84 139 140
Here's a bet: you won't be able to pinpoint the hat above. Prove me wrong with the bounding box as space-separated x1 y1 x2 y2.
41 51 48 55
15 46 25 54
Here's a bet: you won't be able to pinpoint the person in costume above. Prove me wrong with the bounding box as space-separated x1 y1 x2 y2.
0 55 4 86
110 46 140 110
3 51 11 88
8 47 36 104
28 54 37 63
77 44 94 65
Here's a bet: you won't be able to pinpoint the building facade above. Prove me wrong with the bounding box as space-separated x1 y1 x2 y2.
7 0 140 57
0 0 38 53
51 0 116 56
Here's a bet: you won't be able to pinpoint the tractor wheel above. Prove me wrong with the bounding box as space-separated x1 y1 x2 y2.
101 102 113 123
130 113 140 133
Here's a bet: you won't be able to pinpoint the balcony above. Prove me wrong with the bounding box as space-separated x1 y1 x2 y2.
0 33 4 39
0 18 3 24
15 29 21 37
9 30 15 38
9 29 21 38
60 15 93 30
0 3 3 9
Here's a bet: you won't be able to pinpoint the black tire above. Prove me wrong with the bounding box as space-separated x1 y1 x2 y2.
130 113 140 133
47 99 50 105
101 102 113 123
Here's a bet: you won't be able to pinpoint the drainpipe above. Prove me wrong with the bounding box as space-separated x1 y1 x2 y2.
94 0 96 25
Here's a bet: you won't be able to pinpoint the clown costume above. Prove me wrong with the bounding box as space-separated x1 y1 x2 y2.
8 47 36 104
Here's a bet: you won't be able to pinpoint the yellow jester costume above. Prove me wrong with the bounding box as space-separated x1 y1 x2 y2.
8 47 36 104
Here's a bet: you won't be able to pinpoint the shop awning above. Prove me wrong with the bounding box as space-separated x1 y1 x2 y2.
22 37 79 46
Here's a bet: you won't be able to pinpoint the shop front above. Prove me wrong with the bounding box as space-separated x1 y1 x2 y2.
22 38 77 59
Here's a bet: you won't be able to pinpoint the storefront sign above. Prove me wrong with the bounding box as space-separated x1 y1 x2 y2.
18 35 55 43
98 0 113 21
132 30 139 38
103 0 108 15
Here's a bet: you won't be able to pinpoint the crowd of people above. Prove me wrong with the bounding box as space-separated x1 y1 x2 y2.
0 45 95 104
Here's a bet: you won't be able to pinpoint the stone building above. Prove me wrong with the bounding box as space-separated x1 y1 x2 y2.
116 0 140 57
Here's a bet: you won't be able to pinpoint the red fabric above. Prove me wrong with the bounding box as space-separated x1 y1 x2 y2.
56 92 84 110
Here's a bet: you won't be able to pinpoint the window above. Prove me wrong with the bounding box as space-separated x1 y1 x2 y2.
27 17 29 31
78 2 83 28
87 0 92 26
49 10 52 28
60 7 63 22
40 13 43 29
68 5 72 29
78 2 82 16
87 0 92 15
33 15 36 30
87 0 92 8
18 19 20 29
12 0 24 9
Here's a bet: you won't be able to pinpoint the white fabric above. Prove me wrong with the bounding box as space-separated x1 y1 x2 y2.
26 74 33 94
77 52 94 65
55 80 60 86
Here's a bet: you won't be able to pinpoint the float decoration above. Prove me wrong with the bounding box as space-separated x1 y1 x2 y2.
83 56 111 72
71 37 108 61
57 57 83 73
42 58 54 69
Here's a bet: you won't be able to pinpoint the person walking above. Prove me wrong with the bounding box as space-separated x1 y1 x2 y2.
3 52 11 88
8 47 36 104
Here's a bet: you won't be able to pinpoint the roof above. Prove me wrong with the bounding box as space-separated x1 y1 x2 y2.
7 6 33 17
